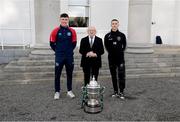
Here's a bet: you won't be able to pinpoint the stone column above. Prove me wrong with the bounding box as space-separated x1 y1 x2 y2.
127 0 153 53
60 0 68 14
34 0 60 46
174 0 180 45
30 0 36 47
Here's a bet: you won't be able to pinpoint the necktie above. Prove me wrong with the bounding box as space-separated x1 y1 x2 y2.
90 37 93 48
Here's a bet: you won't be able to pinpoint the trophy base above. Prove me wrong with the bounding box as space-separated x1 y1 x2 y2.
84 104 102 114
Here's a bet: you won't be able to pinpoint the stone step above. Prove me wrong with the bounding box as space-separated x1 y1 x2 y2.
28 50 180 58
29 51 180 59
126 67 173 74
19 55 180 65
1 66 180 80
0 70 110 79
4 63 179 74
3 65 180 74
6 57 180 68
3 65 108 72
0 71 74 80
4 59 180 70
127 62 180 68
126 73 180 79
0 71 111 81
4 63 110 69
28 54 180 59
2 47 180 82
25 55 180 62
0 77 109 85
125 53 180 58
10 56 180 64
1 72 180 84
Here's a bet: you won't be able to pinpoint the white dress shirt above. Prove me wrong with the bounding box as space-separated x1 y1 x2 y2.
89 36 95 47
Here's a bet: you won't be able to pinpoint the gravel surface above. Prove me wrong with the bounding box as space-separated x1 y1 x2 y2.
0 77 180 121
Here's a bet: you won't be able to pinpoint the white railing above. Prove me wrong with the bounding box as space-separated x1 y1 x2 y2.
0 28 31 50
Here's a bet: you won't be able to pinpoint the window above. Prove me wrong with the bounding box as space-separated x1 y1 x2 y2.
68 0 89 27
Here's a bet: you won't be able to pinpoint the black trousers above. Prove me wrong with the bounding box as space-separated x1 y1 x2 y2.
109 63 125 93
82 66 99 86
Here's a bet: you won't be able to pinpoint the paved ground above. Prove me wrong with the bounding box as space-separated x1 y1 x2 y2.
0 77 180 121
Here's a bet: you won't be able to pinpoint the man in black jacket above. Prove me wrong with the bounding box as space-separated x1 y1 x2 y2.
79 26 104 86
104 19 126 99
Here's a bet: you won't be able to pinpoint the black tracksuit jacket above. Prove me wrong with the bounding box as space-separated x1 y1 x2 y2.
104 30 127 65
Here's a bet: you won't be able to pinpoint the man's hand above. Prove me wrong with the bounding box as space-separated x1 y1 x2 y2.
86 51 97 58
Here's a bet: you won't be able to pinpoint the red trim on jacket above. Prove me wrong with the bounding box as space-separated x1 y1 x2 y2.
50 26 77 43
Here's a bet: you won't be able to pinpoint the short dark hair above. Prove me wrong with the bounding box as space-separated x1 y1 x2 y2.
60 13 69 18
111 19 119 23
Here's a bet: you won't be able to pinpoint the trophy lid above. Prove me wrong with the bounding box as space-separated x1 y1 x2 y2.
88 76 100 88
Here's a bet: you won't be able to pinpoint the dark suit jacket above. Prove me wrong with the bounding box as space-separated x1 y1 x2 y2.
79 36 104 68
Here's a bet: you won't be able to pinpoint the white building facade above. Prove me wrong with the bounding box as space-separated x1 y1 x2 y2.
0 0 180 48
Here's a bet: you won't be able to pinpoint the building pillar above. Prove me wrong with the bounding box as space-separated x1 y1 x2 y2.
34 0 60 47
127 0 153 53
60 0 68 13
174 0 180 45
29 0 36 47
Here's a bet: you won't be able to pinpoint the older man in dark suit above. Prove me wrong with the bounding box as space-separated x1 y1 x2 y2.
79 26 104 86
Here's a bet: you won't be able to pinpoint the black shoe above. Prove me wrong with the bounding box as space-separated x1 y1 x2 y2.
119 92 125 100
111 92 119 98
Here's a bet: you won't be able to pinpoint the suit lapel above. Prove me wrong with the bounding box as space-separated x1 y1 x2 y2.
87 36 91 48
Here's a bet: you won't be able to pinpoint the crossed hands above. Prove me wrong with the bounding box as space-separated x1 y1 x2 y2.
86 51 97 58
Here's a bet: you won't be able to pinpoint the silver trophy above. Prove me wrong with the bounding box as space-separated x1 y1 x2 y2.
81 76 105 114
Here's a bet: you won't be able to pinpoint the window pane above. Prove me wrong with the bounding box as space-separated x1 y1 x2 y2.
68 0 89 27
69 17 89 27
69 6 89 17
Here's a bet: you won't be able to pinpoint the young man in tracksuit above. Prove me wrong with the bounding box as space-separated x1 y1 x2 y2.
104 19 126 99
49 13 77 100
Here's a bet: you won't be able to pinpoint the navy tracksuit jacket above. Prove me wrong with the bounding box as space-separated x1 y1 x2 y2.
50 25 77 92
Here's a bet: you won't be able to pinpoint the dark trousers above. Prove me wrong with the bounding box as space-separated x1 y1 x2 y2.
54 56 74 92
83 66 99 86
109 63 125 93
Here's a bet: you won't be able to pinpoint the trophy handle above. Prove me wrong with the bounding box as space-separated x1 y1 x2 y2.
100 86 105 94
81 86 88 108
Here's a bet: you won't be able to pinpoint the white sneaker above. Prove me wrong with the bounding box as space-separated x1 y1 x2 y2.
67 91 75 98
54 92 60 100
119 92 125 100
